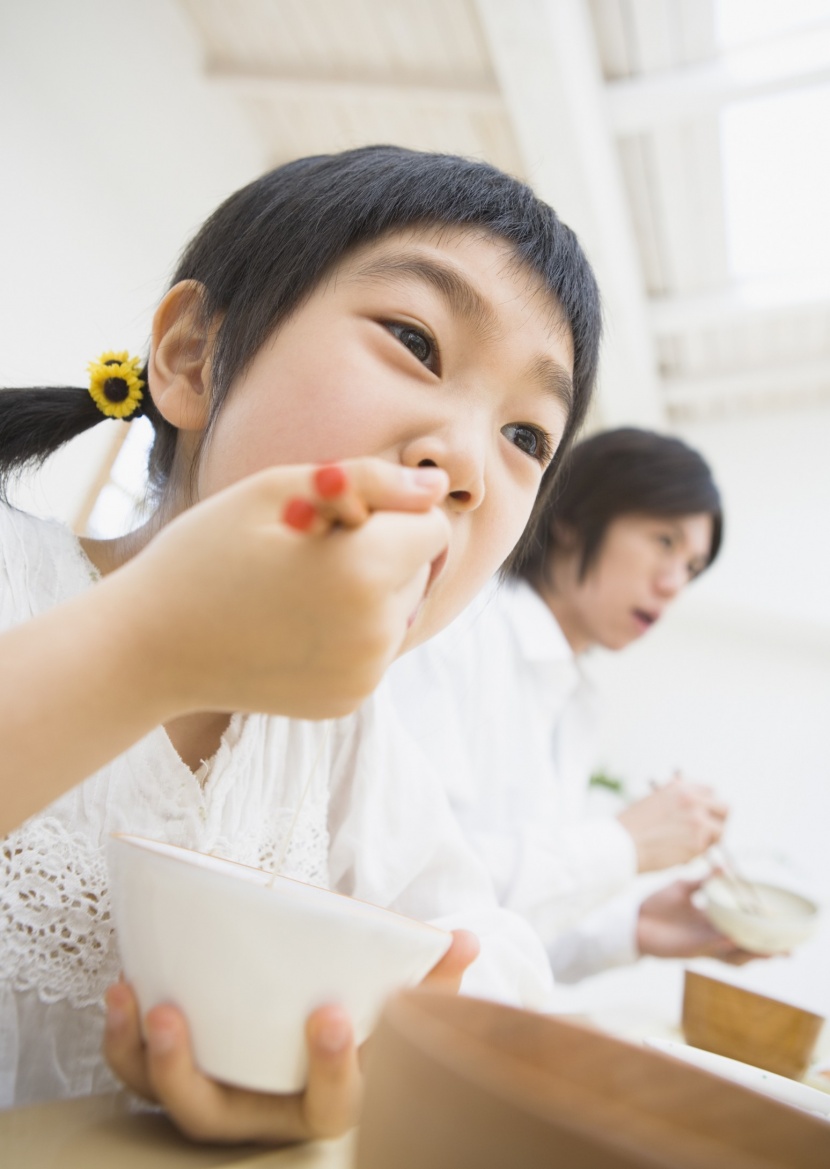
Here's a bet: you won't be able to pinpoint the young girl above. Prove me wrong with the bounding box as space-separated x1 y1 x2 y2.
0 146 600 1140
391 428 751 987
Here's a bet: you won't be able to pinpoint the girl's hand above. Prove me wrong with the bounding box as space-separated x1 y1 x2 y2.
104 983 360 1144
103 931 477 1145
0 458 449 833
118 458 451 721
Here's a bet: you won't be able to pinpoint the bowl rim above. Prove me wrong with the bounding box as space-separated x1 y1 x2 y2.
643 1037 830 1117
702 875 820 918
110 831 451 941
367 991 830 1150
682 968 826 1024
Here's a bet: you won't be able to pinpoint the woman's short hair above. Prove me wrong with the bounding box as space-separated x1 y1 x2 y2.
510 427 723 585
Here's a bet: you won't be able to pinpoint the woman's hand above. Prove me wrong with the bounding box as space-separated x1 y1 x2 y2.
103 930 478 1145
617 774 729 872
635 878 759 964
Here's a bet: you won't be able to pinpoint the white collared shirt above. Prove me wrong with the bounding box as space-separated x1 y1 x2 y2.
389 576 641 983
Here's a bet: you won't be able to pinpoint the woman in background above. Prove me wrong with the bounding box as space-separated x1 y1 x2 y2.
391 427 756 984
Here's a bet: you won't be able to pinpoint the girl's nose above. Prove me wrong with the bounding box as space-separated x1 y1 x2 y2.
401 431 486 512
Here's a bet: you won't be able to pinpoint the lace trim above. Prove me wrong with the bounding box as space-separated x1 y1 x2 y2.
207 795 330 887
1 818 117 1010
2 801 330 1011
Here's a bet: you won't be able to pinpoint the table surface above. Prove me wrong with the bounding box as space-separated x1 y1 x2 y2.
0 1092 354 1169
5 1011 827 1166
0 1013 621 1168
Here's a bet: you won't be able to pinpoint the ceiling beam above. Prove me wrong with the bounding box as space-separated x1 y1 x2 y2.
606 22 830 135
205 67 504 115
662 357 830 412
475 0 663 429
649 272 830 337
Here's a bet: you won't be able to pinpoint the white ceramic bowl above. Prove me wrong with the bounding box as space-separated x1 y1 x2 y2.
108 834 451 1093
702 875 820 954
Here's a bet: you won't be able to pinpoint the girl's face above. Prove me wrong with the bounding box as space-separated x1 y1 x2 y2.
548 512 714 653
196 227 574 648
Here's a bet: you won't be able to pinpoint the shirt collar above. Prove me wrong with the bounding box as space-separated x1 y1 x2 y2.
496 577 576 666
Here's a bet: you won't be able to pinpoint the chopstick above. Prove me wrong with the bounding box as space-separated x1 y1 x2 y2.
647 774 766 918
708 841 767 917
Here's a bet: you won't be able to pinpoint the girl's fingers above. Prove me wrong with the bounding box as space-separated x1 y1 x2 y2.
107 996 360 1145
312 464 370 529
354 507 451 591
421 929 480 994
313 464 350 499
282 497 324 534
138 1005 278 1144
137 1004 273 1144
278 461 450 536
301 1005 362 1139
141 1005 222 1138
313 462 450 531
339 460 449 513
103 981 157 1102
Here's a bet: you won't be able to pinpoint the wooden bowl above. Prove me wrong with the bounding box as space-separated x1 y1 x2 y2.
355 991 830 1169
682 970 824 1080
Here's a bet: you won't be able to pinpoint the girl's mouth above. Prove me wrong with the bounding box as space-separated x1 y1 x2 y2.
407 548 449 628
425 547 448 594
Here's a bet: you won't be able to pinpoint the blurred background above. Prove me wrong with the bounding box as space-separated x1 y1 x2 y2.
2 0 829 1025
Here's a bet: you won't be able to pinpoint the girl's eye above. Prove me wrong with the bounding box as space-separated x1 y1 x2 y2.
656 533 674 549
385 322 437 369
502 423 553 465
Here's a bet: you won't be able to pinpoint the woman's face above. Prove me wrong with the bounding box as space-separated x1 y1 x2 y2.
196 226 575 648
548 512 714 653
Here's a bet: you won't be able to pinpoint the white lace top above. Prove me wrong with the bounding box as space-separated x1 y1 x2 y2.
0 504 554 1109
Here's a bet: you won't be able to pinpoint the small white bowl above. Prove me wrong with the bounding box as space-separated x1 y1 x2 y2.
108 834 451 1093
702 875 820 954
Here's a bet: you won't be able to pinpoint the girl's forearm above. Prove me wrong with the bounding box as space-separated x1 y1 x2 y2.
0 573 175 835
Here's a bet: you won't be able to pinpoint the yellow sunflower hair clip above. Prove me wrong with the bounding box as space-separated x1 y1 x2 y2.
88 350 145 420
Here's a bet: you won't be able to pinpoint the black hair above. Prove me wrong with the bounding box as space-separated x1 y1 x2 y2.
510 426 723 586
0 145 601 502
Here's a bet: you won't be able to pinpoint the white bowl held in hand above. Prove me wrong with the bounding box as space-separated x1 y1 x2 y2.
702 875 820 954
108 834 452 1093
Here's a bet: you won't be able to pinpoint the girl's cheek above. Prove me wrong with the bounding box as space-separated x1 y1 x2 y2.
499 481 538 549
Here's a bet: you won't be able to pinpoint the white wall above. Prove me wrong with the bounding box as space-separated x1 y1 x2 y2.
0 0 263 520
679 404 830 632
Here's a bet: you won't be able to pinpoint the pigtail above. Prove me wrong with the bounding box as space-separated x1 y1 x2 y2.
0 386 108 499
0 352 167 502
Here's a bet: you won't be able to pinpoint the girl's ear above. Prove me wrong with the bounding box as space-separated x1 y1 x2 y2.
148 280 215 431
